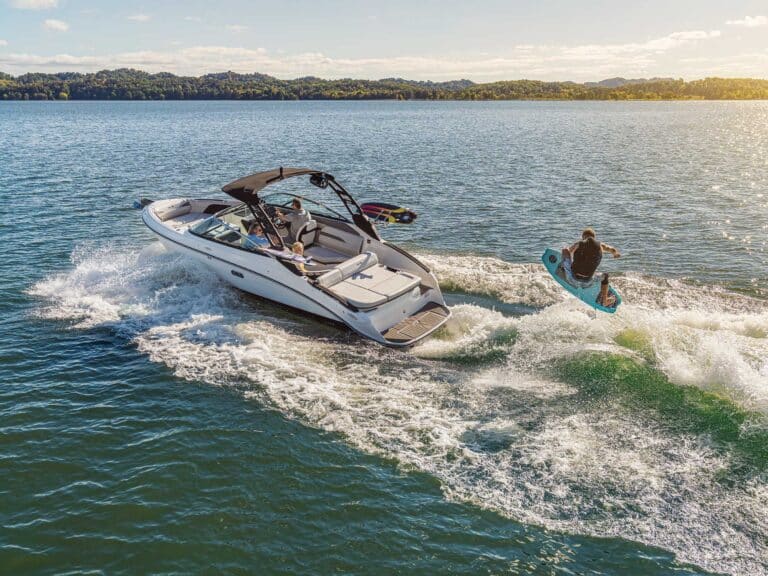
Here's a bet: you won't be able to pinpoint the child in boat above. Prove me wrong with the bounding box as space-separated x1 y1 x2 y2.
291 242 307 274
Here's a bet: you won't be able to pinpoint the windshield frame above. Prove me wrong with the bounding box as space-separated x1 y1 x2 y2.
261 191 350 223
189 202 284 251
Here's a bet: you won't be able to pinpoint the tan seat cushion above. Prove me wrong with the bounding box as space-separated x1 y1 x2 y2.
329 282 388 309
346 266 421 299
316 252 420 309
316 252 378 288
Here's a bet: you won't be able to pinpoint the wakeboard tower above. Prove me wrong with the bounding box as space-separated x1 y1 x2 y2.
541 248 622 313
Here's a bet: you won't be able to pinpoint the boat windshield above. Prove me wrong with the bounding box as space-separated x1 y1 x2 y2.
189 215 273 252
262 192 349 222
189 216 242 243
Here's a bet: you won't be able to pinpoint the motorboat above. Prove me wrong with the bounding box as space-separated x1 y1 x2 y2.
141 167 451 346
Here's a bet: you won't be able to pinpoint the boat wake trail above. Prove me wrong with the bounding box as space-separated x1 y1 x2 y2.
31 244 768 575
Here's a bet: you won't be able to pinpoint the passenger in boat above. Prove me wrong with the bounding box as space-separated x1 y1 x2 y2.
561 228 620 306
244 222 270 249
276 199 312 241
291 241 307 274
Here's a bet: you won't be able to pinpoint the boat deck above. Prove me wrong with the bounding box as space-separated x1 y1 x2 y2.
164 212 208 231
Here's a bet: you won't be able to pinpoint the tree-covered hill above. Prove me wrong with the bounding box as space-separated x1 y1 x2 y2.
1 69 767 100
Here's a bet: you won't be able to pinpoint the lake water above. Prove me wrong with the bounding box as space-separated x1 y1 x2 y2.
1 100 767 575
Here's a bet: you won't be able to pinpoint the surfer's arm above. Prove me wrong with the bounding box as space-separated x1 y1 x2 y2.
601 243 621 258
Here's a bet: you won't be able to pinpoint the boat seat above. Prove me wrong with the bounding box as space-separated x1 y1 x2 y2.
316 252 379 288
346 266 421 301
156 201 192 222
304 245 350 264
315 252 421 309
329 281 389 309
294 220 318 248
166 212 205 226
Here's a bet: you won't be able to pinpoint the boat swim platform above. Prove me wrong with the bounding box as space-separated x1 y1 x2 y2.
382 302 450 345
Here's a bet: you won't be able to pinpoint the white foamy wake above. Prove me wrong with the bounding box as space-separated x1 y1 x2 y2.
30 245 768 575
422 252 768 414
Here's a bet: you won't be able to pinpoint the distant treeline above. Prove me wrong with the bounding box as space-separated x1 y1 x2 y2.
2 69 768 100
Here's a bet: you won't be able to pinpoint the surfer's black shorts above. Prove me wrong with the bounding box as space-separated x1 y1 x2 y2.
563 258 593 283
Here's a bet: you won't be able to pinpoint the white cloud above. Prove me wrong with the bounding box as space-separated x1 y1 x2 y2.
127 14 150 22
10 0 58 9
0 40 8 47
1 53 101 67
677 50 768 77
0 46 672 80
184 16 201 22
0 28 744 82
43 19 68 32
562 29 721 61
726 15 768 28
226 25 249 33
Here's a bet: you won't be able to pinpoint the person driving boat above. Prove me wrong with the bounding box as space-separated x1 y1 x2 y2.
276 198 312 241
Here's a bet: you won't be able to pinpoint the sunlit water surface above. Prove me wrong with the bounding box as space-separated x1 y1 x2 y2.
2 101 768 575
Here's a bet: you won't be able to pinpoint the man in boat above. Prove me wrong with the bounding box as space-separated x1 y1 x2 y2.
276 198 312 241
561 228 621 306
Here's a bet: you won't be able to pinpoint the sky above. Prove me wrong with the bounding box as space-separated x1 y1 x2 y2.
0 0 767 81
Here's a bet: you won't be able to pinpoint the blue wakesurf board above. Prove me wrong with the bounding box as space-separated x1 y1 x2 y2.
541 248 622 313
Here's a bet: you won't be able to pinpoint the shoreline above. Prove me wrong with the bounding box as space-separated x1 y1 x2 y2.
3 70 768 101
3 97 768 102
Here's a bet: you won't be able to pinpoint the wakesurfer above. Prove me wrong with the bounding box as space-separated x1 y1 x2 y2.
561 228 621 306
